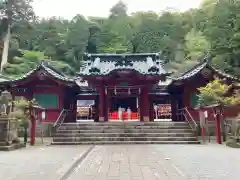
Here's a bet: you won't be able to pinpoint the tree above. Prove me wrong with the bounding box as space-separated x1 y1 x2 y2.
201 0 240 77
64 15 89 69
1 0 239 80
198 79 240 107
10 98 38 145
0 0 35 71
3 50 74 77
109 1 127 18
185 29 210 60
198 78 240 147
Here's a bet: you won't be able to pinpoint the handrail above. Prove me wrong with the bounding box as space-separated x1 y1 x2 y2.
178 107 198 132
53 109 69 130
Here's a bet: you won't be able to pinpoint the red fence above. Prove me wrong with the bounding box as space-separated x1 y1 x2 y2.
187 105 240 121
109 111 139 120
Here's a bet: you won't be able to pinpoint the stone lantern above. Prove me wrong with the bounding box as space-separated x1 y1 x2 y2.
0 90 12 115
0 90 23 150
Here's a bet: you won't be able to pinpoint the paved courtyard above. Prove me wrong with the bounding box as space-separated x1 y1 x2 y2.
0 144 239 180
0 145 91 180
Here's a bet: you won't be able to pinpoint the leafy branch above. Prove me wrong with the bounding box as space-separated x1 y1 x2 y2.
197 79 240 107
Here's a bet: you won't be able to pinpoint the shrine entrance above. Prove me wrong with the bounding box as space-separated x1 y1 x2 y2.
110 97 137 112
109 97 139 121
106 85 140 121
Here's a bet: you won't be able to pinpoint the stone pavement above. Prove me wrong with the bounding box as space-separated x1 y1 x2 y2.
154 144 240 180
69 144 240 180
1 144 240 180
0 145 91 180
68 145 185 180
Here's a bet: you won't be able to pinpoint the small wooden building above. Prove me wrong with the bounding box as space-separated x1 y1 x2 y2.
169 57 240 120
0 61 80 122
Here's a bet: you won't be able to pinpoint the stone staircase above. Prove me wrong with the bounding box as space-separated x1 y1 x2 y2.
51 121 200 145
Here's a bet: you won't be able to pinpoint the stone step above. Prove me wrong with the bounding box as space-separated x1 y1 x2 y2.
51 140 201 145
59 125 190 130
62 121 188 125
52 122 199 145
56 128 193 134
54 132 195 137
61 122 189 127
53 136 197 142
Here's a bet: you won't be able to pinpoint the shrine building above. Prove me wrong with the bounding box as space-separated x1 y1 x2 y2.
0 53 239 123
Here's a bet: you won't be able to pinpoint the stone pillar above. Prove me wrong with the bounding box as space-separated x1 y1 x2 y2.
141 86 150 122
99 87 105 122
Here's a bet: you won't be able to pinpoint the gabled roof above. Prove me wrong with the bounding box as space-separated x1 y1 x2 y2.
0 61 74 85
78 53 171 76
0 74 10 82
172 56 240 83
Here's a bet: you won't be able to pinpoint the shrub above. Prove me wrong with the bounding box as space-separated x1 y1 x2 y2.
197 79 240 107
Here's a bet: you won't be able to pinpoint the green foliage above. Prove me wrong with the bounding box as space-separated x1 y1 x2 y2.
0 0 239 78
109 1 128 18
185 29 210 60
198 79 240 107
10 98 38 128
3 50 74 77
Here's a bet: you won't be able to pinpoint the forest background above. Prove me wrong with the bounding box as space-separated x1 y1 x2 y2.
0 0 239 78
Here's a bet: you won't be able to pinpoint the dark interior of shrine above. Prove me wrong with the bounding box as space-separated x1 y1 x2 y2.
110 97 137 112
152 98 171 106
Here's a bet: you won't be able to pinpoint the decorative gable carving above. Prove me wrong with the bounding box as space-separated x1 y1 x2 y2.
89 67 100 74
115 56 133 67
148 66 159 73
37 69 47 80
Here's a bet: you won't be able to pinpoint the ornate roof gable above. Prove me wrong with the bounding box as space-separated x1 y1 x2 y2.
78 53 170 76
171 55 240 83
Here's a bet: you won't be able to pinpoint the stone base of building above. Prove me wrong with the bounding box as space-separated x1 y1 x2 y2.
0 142 26 151
143 116 150 122
99 117 104 122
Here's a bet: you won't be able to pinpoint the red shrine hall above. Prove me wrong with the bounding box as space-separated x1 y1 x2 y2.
0 53 239 123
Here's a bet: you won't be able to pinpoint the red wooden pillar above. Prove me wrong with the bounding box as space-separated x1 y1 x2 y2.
104 92 109 122
149 98 154 122
94 97 99 122
139 93 143 121
141 86 150 122
216 113 222 144
99 87 105 122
